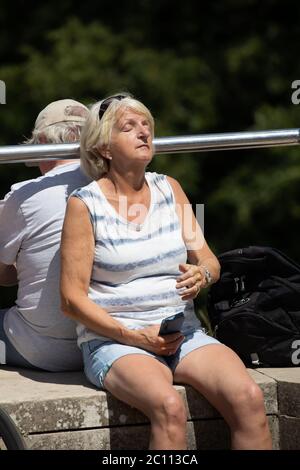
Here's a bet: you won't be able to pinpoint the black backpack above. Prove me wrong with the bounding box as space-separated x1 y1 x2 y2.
207 246 300 367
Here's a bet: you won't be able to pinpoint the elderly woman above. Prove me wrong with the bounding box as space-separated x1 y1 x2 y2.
60 93 272 450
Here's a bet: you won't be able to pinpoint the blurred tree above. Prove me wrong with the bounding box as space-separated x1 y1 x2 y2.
0 17 216 197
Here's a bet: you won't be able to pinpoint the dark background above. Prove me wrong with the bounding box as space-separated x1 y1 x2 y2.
1 0 300 312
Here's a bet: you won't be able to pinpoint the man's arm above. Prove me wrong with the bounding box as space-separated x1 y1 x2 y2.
0 261 17 286
0 199 17 285
0 191 25 284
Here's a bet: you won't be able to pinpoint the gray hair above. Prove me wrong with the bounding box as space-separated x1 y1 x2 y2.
80 94 154 180
24 121 84 145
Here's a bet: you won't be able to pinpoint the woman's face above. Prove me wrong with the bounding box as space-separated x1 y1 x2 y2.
108 108 153 165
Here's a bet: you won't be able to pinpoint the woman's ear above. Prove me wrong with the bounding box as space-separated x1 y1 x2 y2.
97 144 112 160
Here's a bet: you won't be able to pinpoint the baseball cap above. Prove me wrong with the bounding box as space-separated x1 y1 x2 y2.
34 99 89 130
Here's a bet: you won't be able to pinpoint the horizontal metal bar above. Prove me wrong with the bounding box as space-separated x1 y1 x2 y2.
155 129 300 153
0 129 299 164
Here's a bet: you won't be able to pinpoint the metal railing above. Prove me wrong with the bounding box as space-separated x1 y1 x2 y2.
0 128 299 164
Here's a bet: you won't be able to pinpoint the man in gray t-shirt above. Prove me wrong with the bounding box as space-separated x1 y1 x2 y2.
0 99 90 371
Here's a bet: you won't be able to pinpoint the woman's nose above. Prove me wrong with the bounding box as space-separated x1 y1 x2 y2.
138 125 150 138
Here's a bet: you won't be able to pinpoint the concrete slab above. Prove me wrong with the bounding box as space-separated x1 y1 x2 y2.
0 366 280 450
25 416 279 450
0 367 277 435
256 368 300 416
256 368 300 384
279 416 300 450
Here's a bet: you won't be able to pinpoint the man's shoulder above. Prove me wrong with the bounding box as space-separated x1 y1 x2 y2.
5 173 49 205
8 168 60 195
3 176 41 206
10 177 40 192
4 164 88 207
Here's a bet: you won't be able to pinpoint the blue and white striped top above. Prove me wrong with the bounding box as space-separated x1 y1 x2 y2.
72 171 201 346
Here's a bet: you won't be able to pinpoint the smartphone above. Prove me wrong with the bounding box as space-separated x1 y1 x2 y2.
159 312 185 336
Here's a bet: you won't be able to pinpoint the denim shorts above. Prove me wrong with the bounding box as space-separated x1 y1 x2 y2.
81 328 220 390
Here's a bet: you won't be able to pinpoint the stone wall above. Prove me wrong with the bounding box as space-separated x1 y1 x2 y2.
0 367 299 449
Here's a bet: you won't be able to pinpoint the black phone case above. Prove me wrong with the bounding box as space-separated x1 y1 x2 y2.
159 312 185 336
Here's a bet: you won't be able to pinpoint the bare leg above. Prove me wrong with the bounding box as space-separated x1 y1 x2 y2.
174 344 272 450
104 354 187 450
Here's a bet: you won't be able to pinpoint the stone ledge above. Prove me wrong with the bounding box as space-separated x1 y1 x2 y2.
0 366 284 450
279 416 300 450
25 416 279 451
256 368 300 416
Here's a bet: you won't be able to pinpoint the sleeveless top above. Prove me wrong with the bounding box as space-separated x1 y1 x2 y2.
72 172 201 346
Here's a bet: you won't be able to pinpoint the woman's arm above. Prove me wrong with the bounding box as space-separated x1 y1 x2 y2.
167 176 220 299
60 197 183 354
60 197 136 344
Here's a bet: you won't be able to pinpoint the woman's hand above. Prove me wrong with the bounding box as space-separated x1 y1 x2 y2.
176 263 206 300
130 325 185 356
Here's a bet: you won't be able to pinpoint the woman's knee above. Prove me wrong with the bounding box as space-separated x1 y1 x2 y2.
233 381 266 417
151 392 187 426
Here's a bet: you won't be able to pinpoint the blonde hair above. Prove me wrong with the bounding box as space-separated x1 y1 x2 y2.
80 93 155 180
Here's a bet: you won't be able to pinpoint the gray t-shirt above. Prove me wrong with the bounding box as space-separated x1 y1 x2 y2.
0 162 90 371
